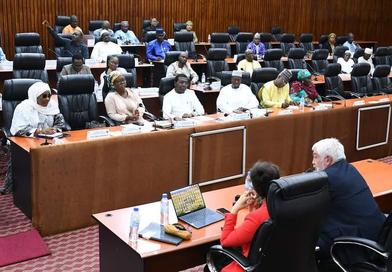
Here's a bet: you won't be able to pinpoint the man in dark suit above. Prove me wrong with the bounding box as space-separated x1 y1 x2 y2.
312 138 385 270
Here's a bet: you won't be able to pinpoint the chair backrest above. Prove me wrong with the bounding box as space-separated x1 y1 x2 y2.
247 171 330 272
311 49 329 74
220 70 251 87
280 33 296 55
163 51 182 67
13 53 48 83
88 20 105 33
289 69 301 83
333 46 349 62
351 63 372 95
299 33 314 52
259 32 273 49
113 22 121 33
263 49 284 72
56 56 73 80
271 26 282 41
353 48 365 63
15 32 43 54
174 32 196 58
206 48 229 77
158 76 175 107
210 33 231 57
319 35 328 48
54 16 71 33
324 63 344 96
288 48 307 69
144 31 157 43
108 54 137 86
2 79 41 135
173 22 186 33
227 25 240 42
336 35 349 46
250 67 279 97
235 32 253 54
374 47 390 66
142 19 151 30
57 74 97 130
372 65 392 93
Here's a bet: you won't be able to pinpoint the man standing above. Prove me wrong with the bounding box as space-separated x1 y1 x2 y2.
246 33 265 59
259 69 293 108
237 49 261 76
60 54 92 76
216 70 259 114
358 48 375 75
114 21 140 45
343 33 361 56
312 138 385 270
162 74 204 120
166 52 199 84
62 15 83 34
146 29 171 61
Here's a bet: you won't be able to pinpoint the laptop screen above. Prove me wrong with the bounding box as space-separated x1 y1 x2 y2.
170 184 206 217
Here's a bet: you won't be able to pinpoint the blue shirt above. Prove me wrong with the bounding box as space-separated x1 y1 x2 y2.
146 39 171 61
0 47 6 61
247 42 265 58
114 30 140 44
343 41 360 55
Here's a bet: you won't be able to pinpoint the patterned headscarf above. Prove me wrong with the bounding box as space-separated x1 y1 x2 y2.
297 69 311 81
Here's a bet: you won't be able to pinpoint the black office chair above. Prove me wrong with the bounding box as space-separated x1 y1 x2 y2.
333 46 349 63
88 20 105 34
311 49 329 74
324 63 346 99
55 56 72 81
206 171 330 272
227 25 240 42
374 47 390 66
219 70 251 87
351 63 373 96
113 22 121 33
372 65 392 94
53 34 73 57
319 35 329 49
54 16 71 33
163 51 182 73
280 33 296 56
388 46 392 66
102 72 134 101
144 31 157 44
299 33 314 52
15 33 43 54
158 76 175 110
250 67 279 98
331 211 392 272
107 54 137 87
173 22 186 33
263 49 284 72
336 35 349 46
353 48 365 63
2 79 41 137
271 26 283 42
210 33 231 57
142 19 151 31
259 32 273 50
174 32 197 59
13 53 48 83
235 32 253 54
288 48 307 69
206 48 229 78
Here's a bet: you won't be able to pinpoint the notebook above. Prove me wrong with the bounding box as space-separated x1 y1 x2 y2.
139 222 182 245
170 184 224 229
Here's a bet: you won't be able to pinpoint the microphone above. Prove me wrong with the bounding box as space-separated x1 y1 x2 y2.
48 48 60 58
305 62 320 76
140 103 159 131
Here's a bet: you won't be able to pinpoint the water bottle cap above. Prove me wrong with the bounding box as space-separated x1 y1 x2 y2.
133 207 139 211
162 193 167 198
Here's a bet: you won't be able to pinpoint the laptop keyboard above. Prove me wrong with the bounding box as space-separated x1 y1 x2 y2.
180 208 224 228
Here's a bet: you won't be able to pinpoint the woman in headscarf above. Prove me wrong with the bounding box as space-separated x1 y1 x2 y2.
10 81 65 137
104 71 145 124
100 55 128 99
290 69 322 103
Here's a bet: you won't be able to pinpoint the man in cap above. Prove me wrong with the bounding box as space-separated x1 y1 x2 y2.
358 48 375 75
237 49 261 76
91 30 123 62
343 33 361 56
259 69 293 108
216 70 259 114
114 21 140 45
337 50 354 74
246 33 265 59
93 20 114 39
180 20 198 43
146 28 172 61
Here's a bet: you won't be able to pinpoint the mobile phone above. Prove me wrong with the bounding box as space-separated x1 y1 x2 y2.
217 208 230 215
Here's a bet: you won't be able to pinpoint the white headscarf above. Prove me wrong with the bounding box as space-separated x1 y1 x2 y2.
26 82 59 115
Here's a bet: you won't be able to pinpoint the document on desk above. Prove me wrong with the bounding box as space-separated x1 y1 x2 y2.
139 222 183 245
192 116 215 122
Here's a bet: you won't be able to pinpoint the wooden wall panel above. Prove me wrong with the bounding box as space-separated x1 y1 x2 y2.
0 0 390 59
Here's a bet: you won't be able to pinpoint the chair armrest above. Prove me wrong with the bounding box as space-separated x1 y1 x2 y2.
98 116 116 127
325 94 345 101
207 245 256 272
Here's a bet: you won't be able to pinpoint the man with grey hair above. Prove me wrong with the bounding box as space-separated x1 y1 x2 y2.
246 33 265 59
312 138 385 270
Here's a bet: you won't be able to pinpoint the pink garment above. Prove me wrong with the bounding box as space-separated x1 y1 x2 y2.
104 88 145 122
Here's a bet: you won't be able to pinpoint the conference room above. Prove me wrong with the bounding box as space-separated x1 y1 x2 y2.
1 0 392 271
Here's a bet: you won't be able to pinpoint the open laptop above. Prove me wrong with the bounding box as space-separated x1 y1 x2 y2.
170 184 224 229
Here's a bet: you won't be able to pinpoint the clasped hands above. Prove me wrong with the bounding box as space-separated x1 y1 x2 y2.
125 109 142 123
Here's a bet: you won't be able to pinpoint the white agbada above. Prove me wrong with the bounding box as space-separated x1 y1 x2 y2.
91 41 123 62
216 83 259 113
162 89 205 120
337 57 355 74
10 82 60 136
358 56 375 75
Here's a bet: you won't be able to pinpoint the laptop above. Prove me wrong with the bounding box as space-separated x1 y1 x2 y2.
170 184 224 229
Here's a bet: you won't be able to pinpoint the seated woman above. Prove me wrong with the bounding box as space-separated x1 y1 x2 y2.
207 161 280 272
290 69 322 103
104 71 145 124
100 55 128 98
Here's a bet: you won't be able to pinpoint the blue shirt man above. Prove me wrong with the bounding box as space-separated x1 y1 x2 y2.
246 33 265 58
146 29 171 61
114 21 139 45
343 33 361 56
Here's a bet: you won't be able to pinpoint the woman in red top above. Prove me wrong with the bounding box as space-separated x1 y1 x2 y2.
206 161 280 272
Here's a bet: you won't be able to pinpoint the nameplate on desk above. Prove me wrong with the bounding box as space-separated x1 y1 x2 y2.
137 87 159 96
173 120 195 128
121 124 141 135
87 129 109 139
231 112 251 120
278 110 293 115
210 81 221 89
353 100 366 106
249 108 267 118
313 105 329 111
379 98 390 103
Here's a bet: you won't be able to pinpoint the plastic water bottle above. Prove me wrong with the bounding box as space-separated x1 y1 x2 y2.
201 73 206 83
160 193 169 226
208 34 211 43
244 171 253 191
299 95 305 112
129 207 140 243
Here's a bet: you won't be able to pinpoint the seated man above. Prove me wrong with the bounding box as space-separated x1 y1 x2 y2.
337 50 354 74
62 15 83 34
312 138 385 270
93 20 114 39
60 54 92 76
114 21 140 45
237 49 261 76
358 48 375 75
143 17 160 37
162 74 205 120
180 20 198 43
146 29 171 61
246 33 265 59
166 52 198 84
91 30 123 62
343 33 361 56
216 70 259 114
290 69 321 103
44 20 89 59
259 69 293 108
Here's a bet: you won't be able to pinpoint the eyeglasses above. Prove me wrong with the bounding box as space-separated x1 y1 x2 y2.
41 93 52 99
